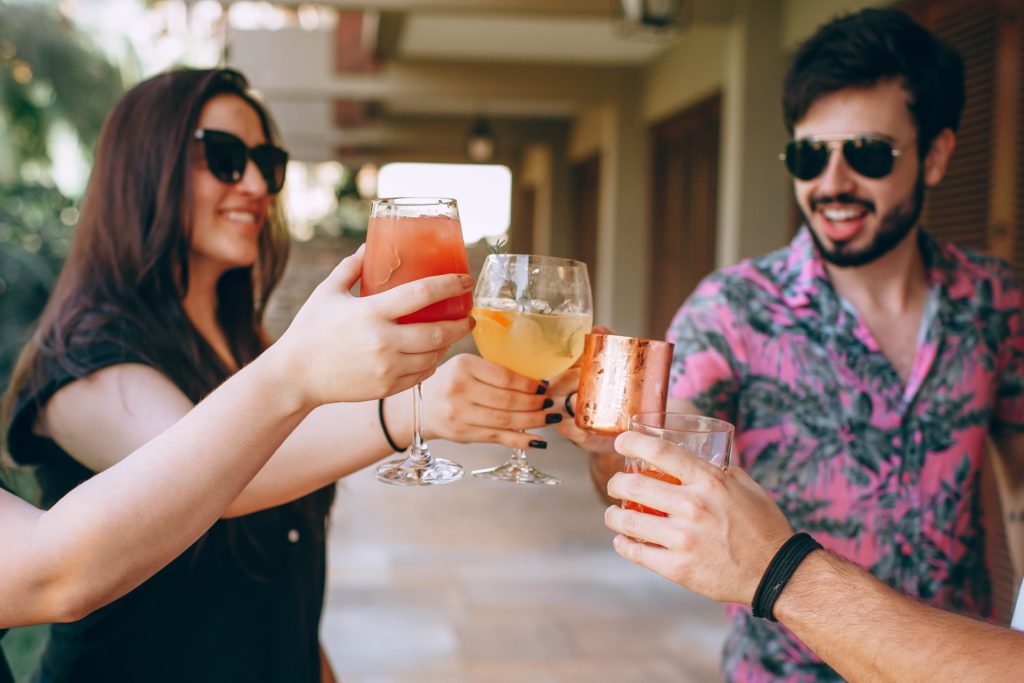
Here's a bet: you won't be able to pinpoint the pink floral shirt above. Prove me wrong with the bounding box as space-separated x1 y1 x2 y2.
667 229 1024 682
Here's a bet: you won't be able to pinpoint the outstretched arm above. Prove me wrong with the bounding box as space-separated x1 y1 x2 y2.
604 432 1024 683
36 250 487 517
0 348 308 627
774 550 1022 683
0 250 472 627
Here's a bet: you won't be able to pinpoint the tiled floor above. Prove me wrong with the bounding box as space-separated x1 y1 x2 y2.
321 428 728 683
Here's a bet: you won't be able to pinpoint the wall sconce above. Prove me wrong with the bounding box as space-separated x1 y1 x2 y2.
620 0 685 31
465 116 497 163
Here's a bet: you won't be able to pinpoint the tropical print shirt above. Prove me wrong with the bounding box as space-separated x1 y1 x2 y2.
666 228 1024 682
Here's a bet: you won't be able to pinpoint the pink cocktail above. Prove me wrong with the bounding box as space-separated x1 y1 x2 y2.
360 197 469 487
362 212 471 323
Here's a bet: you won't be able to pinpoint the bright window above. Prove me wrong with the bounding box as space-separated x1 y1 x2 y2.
377 162 511 244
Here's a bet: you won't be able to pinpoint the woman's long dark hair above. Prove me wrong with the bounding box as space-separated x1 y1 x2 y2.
9 68 289 398
3 67 333 557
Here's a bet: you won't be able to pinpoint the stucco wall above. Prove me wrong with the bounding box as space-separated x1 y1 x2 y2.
642 25 729 125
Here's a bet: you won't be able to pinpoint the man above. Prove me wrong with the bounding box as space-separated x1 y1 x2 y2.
603 431 1023 681
560 8 1024 681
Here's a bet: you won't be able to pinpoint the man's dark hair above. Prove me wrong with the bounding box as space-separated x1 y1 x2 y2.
783 8 965 158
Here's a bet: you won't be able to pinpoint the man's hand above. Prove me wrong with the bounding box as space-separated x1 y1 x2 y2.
603 431 793 605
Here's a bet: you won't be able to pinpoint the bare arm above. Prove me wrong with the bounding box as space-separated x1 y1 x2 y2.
604 432 1024 683
39 265 476 517
42 353 556 518
0 349 307 627
775 551 1023 683
40 253 556 517
0 253 474 627
224 353 557 515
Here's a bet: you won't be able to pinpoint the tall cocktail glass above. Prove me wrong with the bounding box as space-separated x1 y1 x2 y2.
361 197 471 486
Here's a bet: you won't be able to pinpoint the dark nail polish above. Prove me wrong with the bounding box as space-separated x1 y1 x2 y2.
542 398 554 409
545 413 563 424
535 384 548 395
528 439 548 449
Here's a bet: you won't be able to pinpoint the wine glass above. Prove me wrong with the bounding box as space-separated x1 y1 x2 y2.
361 197 472 486
471 254 593 485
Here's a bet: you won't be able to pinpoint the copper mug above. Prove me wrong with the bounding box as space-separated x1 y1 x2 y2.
575 333 674 436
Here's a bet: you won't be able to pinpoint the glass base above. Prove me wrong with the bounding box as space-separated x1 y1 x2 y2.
471 461 560 486
375 456 463 486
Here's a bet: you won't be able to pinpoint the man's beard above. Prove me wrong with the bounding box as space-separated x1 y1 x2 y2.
803 172 926 268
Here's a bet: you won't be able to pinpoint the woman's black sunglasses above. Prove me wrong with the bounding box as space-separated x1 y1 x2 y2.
780 135 904 181
194 128 289 194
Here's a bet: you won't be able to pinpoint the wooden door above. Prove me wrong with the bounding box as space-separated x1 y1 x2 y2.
901 0 1022 619
569 154 600 288
647 93 721 339
902 0 999 253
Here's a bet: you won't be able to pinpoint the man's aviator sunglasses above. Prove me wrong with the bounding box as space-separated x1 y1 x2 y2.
194 129 289 194
780 135 904 181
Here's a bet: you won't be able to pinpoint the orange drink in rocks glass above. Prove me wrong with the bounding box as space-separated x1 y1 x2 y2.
624 412 733 516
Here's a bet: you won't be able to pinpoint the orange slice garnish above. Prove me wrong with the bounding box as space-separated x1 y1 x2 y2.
473 309 512 329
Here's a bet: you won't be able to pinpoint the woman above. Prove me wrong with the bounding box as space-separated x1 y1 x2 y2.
0 251 471 681
2 68 557 682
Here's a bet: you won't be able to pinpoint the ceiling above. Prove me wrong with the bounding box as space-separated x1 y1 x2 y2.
397 14 668 65
222 0 734 164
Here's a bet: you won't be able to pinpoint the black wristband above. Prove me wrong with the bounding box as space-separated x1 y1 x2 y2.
565 391 577 418
378 397 407 453
751 532 822 621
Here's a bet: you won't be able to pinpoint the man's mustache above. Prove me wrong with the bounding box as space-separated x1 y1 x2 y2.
810 194 876 213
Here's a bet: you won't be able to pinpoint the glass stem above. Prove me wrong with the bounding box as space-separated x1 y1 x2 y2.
510 444 529 469
409 382 431 465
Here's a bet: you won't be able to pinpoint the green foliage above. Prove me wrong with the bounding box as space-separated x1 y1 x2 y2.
304 166 372 238
0 3 124 388
0 1 123 170
0 6 126 677
0 183 74 384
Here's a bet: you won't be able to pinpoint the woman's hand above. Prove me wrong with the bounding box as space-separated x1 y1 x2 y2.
273 246 475 406
547 324 619 455
547 366 617 454
397 354 563 450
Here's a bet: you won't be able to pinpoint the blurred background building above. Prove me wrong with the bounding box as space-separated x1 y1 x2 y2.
2 0 1021 681
3 0 1019 355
